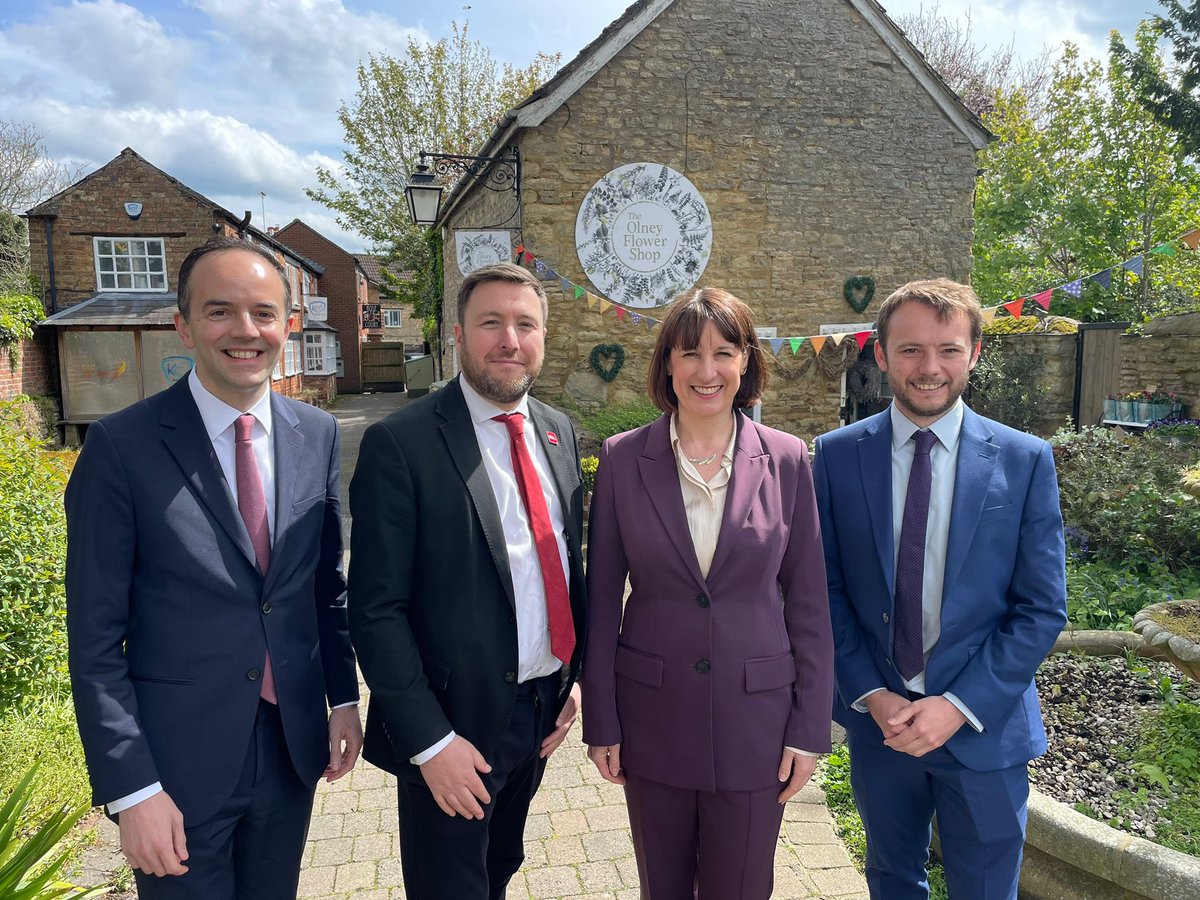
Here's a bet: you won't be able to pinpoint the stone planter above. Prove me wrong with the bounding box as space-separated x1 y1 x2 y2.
1132 600 1200 681
1014 631 1200 899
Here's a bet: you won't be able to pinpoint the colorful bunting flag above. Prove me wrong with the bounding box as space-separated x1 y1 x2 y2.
981 306 999 325
1150 243 1176 257
830 333 846 346
1003 299 1025 318
514 243 524 256
574 286 585 300
534 260 547 276
1062 279 1083 297
809 335 828 355
523 251 533 265
561 278 571 293
790 338 804 355
586 294 598 310
1032 289 1053 311
630 312 642 324
769 338 785 355
854 331 870 351
1121 256 1144 276
1093 269 1112 289
599 299 612 314
615 307 626 321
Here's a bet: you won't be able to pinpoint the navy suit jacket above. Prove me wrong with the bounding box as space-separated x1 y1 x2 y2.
66 377 358 824
813 406 1066 772
582 413 834 793
348 378 586 781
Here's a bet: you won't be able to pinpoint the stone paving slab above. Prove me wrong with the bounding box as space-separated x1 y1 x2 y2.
298 704 866 900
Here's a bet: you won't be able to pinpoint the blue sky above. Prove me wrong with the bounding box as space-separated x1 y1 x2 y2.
1 1 1151 252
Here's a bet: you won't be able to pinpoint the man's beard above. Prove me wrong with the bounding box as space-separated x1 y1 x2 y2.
461 353 540 406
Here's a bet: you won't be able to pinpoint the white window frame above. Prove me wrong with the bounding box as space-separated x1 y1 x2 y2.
94 237 168 292
304 332 337 376
282 334 303 377
383 308 403 329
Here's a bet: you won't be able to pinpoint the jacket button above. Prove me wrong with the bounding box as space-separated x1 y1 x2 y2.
696 593 710 608
247 668 261 681
504 671 517 683
882 612 889 624
695 659 710 674
262 602 273 614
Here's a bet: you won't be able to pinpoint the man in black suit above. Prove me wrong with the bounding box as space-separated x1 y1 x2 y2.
66 237 361 899
349 261 585 899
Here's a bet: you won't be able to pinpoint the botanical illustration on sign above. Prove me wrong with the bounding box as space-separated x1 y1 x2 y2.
457 230 513 275
575 163 712 308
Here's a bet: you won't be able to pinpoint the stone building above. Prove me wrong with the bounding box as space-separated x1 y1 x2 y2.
434 0 990 439
23 148 339 434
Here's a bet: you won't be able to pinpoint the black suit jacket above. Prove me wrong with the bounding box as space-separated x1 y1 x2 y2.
65 377 358 824
348 377 586 780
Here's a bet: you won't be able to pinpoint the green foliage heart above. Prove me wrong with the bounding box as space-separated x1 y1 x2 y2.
588 343 625 383
843 276 876 314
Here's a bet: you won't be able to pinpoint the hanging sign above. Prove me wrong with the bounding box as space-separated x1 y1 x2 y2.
575 163 712 308
456 230 512 275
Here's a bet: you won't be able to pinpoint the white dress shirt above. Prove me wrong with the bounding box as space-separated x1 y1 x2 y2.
411 377 569 765
853 400 982 732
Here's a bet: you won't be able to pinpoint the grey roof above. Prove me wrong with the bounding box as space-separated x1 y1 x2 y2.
41 292 179 327
303 316 337 333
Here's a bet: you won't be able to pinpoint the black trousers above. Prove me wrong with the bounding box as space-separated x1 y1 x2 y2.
396 674 559 900
131 699 316 900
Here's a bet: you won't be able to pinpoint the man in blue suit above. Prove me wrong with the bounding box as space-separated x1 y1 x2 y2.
813 278 1066 899
66 237 362 899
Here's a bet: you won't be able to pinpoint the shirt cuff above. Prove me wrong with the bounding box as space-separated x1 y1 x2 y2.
107 782 163 814
942 692 984 732
331 701 359 710
410 731 455 765
785 747 820 757
851 687 887 713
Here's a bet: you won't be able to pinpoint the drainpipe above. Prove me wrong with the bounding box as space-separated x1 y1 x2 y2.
44 216 58 315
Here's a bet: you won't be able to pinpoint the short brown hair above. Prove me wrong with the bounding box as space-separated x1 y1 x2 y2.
647 287 769 413
874 278 983 349
456 262 548 326
176 236 291 319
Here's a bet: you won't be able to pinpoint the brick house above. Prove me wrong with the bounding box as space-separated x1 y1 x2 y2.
434 0 990 438
354 254 424 351
22 148 339 434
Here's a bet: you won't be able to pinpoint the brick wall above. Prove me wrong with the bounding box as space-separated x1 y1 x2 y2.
0 329 57 401
442 0 980 438
274 222 366 393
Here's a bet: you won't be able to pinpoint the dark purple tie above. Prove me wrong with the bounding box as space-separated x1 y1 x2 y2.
235 414 276 703
893 429 938 681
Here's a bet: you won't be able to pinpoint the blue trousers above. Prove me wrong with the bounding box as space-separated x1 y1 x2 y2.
848 735 1028 900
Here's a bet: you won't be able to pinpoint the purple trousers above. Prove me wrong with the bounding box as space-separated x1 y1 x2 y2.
624 774 786 900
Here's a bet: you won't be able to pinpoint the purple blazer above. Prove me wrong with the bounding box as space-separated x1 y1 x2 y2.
582 413 833 793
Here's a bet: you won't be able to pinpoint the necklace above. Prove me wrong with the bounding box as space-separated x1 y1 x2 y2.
686 450 719 466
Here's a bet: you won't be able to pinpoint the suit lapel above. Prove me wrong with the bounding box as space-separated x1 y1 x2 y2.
438 380 516 609
159 378 257 570
943 409 999 595
857 413 896 597
637 417 707 590
265 393 303 589
707 415 767 579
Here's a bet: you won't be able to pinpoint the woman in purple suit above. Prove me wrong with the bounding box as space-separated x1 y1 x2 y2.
583 288 834 899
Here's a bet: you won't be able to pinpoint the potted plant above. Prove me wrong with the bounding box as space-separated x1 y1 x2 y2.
1147 417 1200 445
1148 389 1177 422
1104 392 1119 420
1119 391 1141 423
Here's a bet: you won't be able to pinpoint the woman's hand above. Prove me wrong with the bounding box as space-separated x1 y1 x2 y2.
587 743 626 785
777 749 818 803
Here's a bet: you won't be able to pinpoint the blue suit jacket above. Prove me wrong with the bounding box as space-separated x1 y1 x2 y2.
813 406 1066 772
66 377 358 824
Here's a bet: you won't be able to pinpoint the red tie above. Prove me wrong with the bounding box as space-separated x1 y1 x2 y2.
235 414 277 704
494 413 575 665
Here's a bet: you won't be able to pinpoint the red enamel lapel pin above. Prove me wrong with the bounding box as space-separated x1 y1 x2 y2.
547 431 559 445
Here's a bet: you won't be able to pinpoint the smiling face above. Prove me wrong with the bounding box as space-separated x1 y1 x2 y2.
173 248 293 411
667 322 747 425
875 299 980 428
454 279 546 410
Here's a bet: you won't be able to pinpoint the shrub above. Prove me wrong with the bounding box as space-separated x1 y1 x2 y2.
1066 560 1200 630
0 401 73 710
0 294 43 350
580 455 599 495
580 399 661 444
968 340 1048 433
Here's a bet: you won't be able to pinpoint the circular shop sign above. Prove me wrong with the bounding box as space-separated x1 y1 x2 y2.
575 163 712 308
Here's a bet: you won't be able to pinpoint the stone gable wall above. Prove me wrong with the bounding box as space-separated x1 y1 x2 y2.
442 0 979 439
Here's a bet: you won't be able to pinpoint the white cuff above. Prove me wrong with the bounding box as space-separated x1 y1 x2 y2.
410 731 455 765
331 701 358 710
942 692 984 732
852 687 887 713
107 782 163 814
785 747 820 757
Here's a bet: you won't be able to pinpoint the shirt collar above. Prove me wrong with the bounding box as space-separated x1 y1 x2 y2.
188 368 274 441
458 373 531 426
669 413 737 464
889 398 963 453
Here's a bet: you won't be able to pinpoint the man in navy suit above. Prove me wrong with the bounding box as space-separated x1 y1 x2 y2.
66 237 362 899
813 278 1066 899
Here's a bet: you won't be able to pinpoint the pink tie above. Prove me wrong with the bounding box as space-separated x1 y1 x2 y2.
494 413 576 665
235 414 277 704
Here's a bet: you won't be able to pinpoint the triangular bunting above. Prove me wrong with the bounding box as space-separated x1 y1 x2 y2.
1121 256 1144 276
586 295 598 310
1093 269 1112 289
809 335 828 355
789 338 804 355
599 299 612 314
769 338 785 355
561 278 571 293
1003 299 1025 318
854 331 870 351
523 251 533 265
830 332 847 346
574 286 585 300
1062 279 1082 298
645 316 658 329
534 260 547 276
615 307 627 321
1032 289 1053 310
1150 243 1176 257
981 306 999 325
630 312 642 324
514 243 524 256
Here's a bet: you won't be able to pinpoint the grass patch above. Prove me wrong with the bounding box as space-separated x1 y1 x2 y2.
579 399 661 444
818 743 949 899
0 693 90 819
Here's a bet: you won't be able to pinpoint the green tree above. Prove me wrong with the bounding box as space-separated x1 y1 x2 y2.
308 22 557 253
1112 1 1200 157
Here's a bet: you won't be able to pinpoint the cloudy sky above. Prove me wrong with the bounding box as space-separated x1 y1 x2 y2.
1 0 1151 252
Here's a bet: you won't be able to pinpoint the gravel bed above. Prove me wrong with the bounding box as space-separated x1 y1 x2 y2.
1031 652 1200 840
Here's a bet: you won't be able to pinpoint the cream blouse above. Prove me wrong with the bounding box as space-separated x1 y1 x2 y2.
669 413 737 578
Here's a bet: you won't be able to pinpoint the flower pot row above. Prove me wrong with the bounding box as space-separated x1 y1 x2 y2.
1104 398 1179 424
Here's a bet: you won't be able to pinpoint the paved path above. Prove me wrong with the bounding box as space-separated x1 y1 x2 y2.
77 391 867 899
